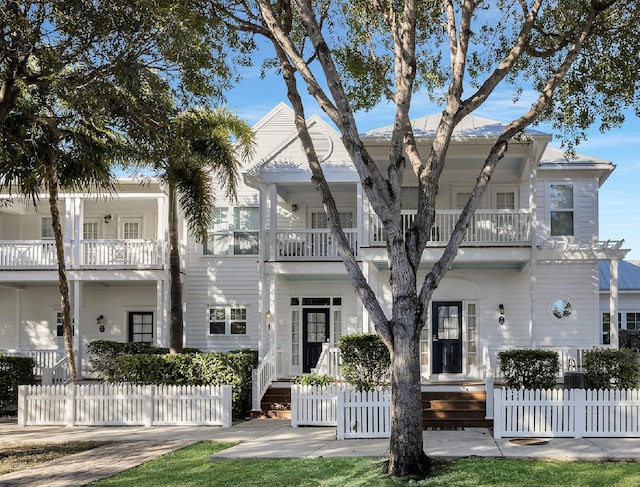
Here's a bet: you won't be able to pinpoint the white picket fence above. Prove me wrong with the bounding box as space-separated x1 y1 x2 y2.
18 384 232 428
494 388 640 439
291 384 391 439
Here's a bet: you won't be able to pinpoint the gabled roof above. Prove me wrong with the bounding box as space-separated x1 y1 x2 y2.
600 260 640 291
360 112 549 140
539 146 615 185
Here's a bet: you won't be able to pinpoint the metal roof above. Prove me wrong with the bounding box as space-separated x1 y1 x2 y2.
600 260 640 291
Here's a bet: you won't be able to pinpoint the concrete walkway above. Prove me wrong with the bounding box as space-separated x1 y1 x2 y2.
2 418 640 486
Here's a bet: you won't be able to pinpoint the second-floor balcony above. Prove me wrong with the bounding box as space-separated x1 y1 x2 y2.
271 209 531 262
0 239 165 270
370 209 531 247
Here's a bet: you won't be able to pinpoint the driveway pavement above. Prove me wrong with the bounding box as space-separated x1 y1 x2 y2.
1 418 640 486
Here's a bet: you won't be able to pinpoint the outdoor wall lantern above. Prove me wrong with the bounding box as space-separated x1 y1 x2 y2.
103 214 112 224
291 204 298 212
266 310 271 329
498 304 505 325
97 314 105 333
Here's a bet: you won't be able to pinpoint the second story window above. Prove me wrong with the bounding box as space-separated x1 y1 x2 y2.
204 207 259 256
550 184 574 236
41 217 54 239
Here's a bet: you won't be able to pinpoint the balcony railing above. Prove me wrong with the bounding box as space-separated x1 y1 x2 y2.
370 209 531 246
81 239 164 268
0 240 57 269
276 229 358 260
0 239 164 270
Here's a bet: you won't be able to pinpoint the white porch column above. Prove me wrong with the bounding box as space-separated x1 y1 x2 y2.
610 259 619 348
64 196 74 268
529 154 538 349
73 197 81 268
357 182 368 248
157 196 167 266
72 280 83 379
269 184 278 261
156 279 167 347
259 183 268 262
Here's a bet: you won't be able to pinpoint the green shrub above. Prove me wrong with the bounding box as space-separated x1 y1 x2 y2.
0 356 35 414
291 374 334 386
620 330 640 351
339 333 390 391
102 349 257 420
584 348 640 390
87 340 199 381
498 350 559 390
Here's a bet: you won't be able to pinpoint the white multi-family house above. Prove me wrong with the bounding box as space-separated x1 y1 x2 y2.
0 180 170 377
0 103 628 404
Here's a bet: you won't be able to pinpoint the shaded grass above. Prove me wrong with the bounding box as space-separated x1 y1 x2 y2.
91 442 640 487
0 442 106 475
92 442 393 486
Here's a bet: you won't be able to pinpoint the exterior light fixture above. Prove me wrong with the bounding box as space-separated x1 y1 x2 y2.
96 314 104 324
498 304 505 325
104 214 112 223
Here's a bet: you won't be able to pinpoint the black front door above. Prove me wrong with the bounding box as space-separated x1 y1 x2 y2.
303 308 330 373
432 301 463 374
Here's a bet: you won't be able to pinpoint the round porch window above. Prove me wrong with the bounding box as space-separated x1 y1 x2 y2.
551 299 572 320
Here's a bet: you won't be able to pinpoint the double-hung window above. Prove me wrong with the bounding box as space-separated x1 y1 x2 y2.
208 306 248 335
550 184 574 236
204 207 259 256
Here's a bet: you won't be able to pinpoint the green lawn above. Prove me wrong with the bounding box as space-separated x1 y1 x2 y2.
90 442 640 487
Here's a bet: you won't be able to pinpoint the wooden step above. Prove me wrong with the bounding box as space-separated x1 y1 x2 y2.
260 385 292 412
421 390 492 428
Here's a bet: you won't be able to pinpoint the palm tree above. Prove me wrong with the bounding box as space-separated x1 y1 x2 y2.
163 108 254 353
0 112 120 383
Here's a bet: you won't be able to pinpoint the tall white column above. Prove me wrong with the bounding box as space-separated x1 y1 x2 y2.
610 259 619 348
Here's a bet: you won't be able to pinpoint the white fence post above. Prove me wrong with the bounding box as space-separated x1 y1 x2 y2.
65 384 76 427
574 388 586 439
222 385 232 428
144 385 155 427
17 385 27 427
493 388 503 439
291 385 299 428
336 389 345 440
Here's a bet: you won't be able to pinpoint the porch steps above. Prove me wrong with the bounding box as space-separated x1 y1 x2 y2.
251 382 292 419
254 384 492 428
422 391 493 428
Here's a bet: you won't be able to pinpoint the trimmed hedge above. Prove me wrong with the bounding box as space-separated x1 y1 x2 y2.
87 340 200 381
0 356 35 414
291 374 334 386
498 350 559 390
620 330 640 351
584 348 640 390
88 341 257 419
339 333 390 391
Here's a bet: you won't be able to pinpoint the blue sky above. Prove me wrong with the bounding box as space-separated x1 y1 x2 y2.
224 65 640 261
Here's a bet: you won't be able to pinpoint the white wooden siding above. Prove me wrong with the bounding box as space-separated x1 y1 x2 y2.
534 262 600 347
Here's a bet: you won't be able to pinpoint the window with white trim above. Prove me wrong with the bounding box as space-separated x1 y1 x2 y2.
207 306 248 335
204 207 259 256
55 311 75 337
550 184 574 236
467 303 477 367
41 217 54 239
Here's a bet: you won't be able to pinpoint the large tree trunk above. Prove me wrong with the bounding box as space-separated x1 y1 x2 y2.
388 319 431 476
168 183 184 353
43 147 78 384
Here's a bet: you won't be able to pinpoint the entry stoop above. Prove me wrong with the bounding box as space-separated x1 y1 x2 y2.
422 391 493 428
251 382 292 419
